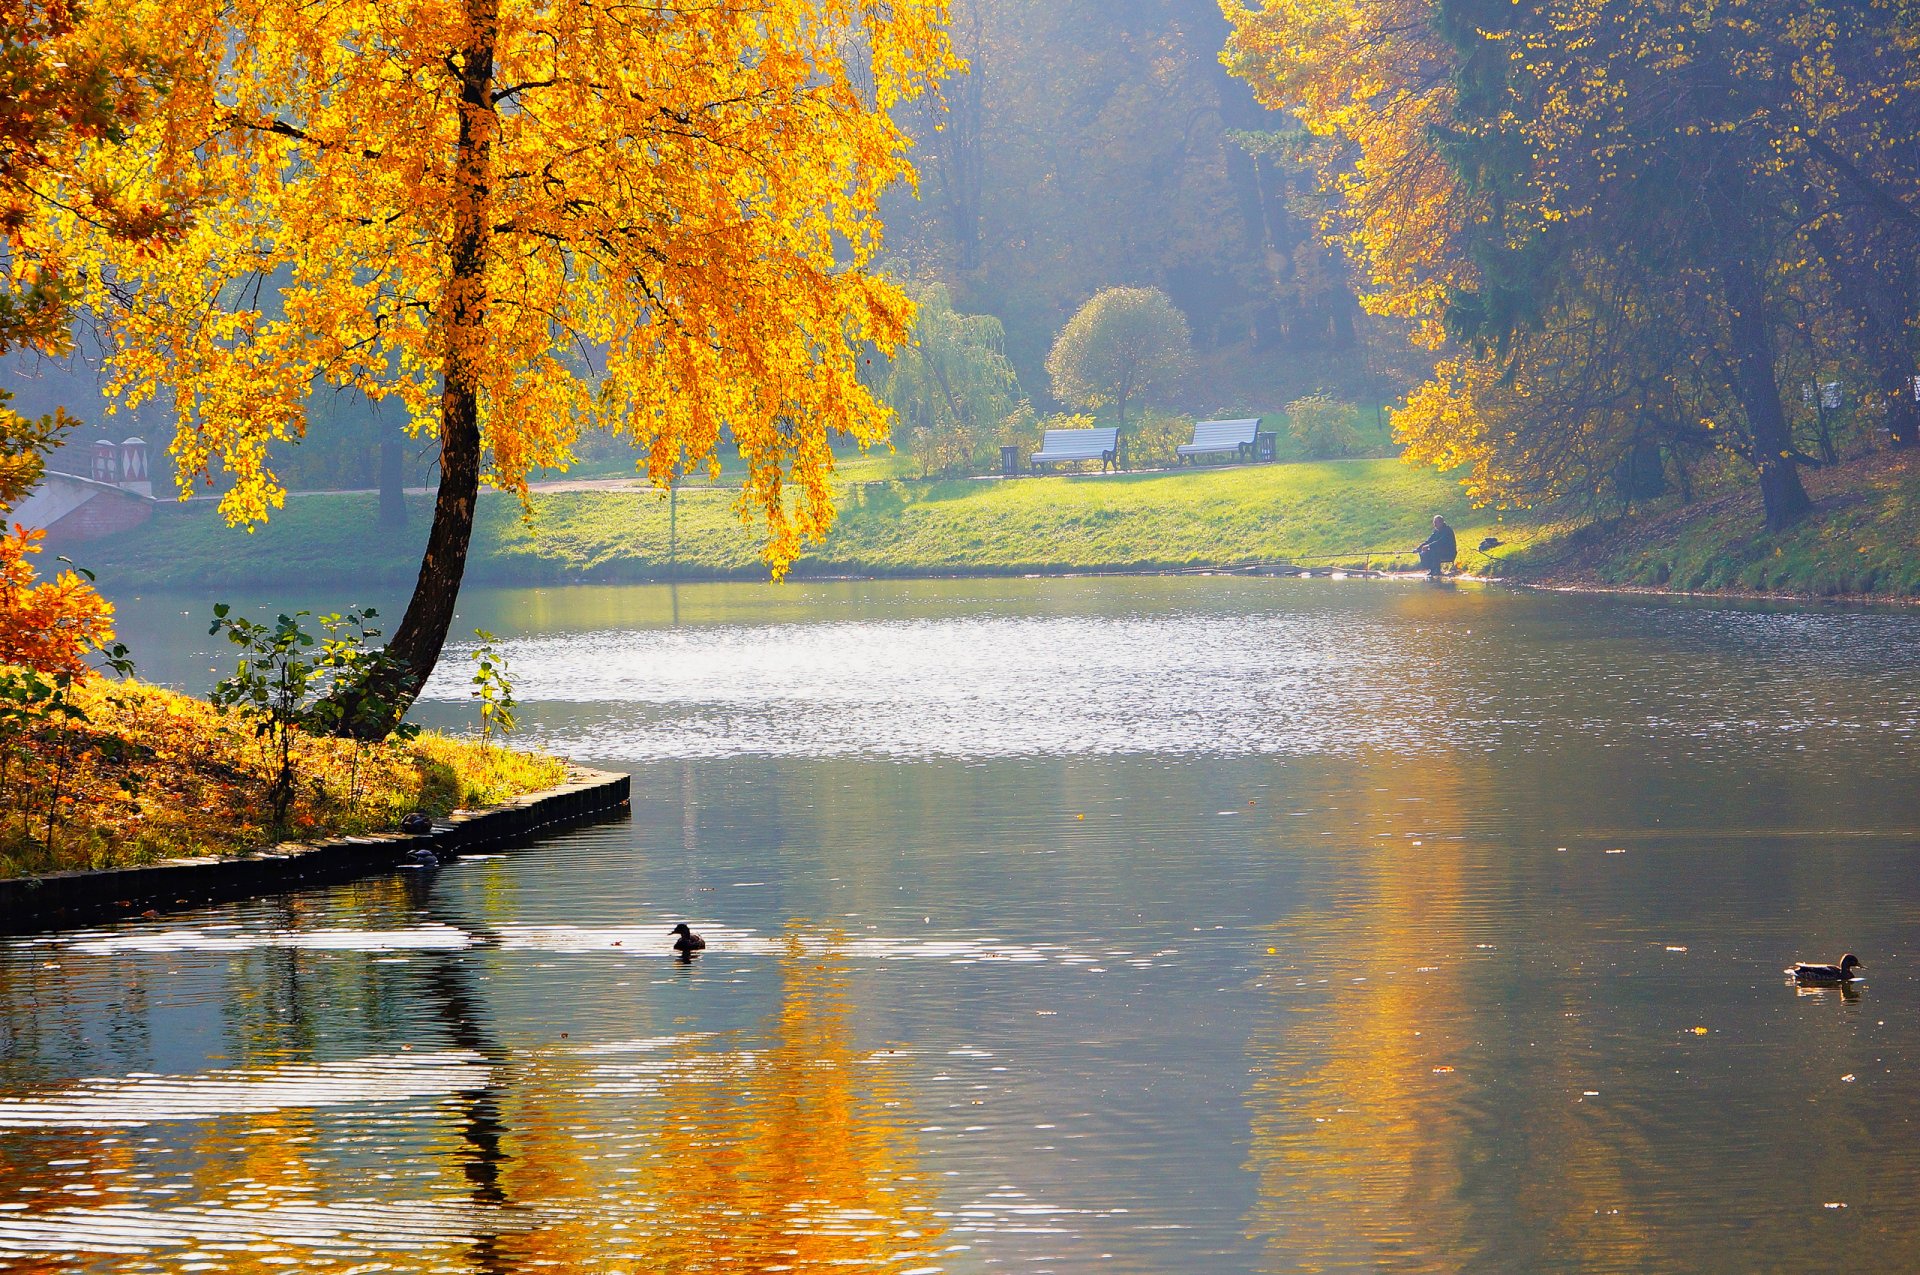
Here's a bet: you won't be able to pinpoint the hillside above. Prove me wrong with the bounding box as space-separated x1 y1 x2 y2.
1514 451 1920 601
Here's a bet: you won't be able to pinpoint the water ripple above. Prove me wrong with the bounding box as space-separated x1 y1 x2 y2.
0 1052 490 1128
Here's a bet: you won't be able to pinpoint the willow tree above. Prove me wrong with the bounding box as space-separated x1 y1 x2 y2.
48 0 954 727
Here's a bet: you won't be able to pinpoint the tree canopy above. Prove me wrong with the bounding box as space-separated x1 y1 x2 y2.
43 0 955 723
1046 286 1191 431
1225 0 1920 530
0 0 176 677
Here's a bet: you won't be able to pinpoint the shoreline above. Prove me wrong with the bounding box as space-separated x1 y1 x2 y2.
0 766 632 936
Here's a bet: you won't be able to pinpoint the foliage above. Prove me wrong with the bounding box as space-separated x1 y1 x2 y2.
1285 394 1364 460
884 282 1025 477
1046 287 1191 432
208 605 414 825
468 630 516 748
1223 0 1920 534
0 675 566 879
0 391 118 676
0 0 180 357
46 0 957 727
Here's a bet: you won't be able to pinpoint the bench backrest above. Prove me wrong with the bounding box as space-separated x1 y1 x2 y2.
1036 427 1120 457
1186 418 1261 448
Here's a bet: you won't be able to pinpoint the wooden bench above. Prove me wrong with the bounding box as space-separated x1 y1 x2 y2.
1029 426 1124 473
1176 417 1262 465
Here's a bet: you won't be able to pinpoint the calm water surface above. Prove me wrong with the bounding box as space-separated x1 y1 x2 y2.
5 577 1920 1272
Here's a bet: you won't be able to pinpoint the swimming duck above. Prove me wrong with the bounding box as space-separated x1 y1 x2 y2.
670 923 706 956
1789 953 1862 983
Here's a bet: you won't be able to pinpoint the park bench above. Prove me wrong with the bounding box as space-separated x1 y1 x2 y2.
1030 426 1124 473
1176 417 1263 465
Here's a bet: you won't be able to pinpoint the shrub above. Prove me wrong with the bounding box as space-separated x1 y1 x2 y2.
1286 393 1365 459
1126 410 1192 470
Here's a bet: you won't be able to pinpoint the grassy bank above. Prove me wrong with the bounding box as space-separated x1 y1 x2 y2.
80 459 1519 588
0 676 567 880
1515 451 1920 600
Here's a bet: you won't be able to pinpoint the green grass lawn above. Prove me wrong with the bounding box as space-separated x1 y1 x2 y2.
81 457 1521 590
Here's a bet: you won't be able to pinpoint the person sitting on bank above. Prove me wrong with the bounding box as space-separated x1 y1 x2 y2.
1416 514 1457 578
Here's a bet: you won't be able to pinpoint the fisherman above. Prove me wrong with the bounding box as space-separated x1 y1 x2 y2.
1415 514 1456 578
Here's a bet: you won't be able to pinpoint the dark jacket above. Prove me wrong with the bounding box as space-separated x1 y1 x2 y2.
1419 522 1457 561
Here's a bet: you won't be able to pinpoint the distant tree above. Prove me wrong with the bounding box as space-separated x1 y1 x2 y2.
50 0 955 734
885 283 1023 476
1046 287 1191 432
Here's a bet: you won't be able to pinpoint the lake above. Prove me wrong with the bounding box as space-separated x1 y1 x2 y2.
5 576 1920 1272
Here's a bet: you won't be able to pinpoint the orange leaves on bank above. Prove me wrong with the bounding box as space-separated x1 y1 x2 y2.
0 397 113 678
0 524 113 678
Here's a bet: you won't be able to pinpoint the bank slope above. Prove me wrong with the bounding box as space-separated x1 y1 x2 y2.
78 460 1507 588
1519 452 1920 600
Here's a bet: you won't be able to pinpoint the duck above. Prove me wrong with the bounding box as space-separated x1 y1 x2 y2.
1788 953 1862 984
669 922 706 956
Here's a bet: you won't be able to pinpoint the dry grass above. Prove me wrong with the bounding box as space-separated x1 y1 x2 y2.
0 677 568 879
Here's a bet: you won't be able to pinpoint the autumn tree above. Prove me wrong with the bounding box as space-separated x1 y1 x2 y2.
50 0 955 732
0 0 174 675
1224 0 1920 531
1045 286 1190 432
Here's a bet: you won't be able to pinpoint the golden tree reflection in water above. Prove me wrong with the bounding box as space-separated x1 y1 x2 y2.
490 928 945 1272
1242 754 1660 1272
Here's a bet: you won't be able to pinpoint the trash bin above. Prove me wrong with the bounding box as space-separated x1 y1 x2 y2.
1255 431 1278 462
1000 444 1021 476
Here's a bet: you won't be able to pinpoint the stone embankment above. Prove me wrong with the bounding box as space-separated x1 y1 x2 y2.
0 767 631 935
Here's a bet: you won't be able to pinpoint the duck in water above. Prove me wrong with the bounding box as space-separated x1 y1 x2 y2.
1788 953 1862 984
670 922 706 957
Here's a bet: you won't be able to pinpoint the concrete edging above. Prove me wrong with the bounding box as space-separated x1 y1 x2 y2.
0 766 632 936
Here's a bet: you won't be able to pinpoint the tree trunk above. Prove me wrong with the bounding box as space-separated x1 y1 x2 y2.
1721 259 1812 531
1881 365 1920 449
350 0 495 736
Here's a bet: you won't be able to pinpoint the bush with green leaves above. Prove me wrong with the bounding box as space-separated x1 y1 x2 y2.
209 605 415 827
468 630 517 748
1124 410 1194 469
1285 393 1365 459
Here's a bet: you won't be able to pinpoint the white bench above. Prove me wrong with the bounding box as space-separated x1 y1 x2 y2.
1029 426 1124 473
1176 417 1262 465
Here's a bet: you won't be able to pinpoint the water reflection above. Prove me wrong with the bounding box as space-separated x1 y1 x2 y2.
0 918 949 1272
19 578 1920 1270
1245 755 1919 1271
